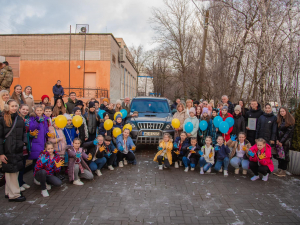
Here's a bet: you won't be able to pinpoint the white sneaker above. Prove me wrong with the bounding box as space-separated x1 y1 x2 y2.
179 161 183 167
242 169 247 175
46 183 51 190
184 167 189 172
108 165 114 171
164 165 167 168
41 190 49 197
207 168 211 173
174 161 179 168
200 168 204 175
22 184 30 189
251 175 260 181
235 168 240 174
219 168 223 173
34 178 41 186
119 161 124 168
124 159 128 165
159 165 163 170
95 170 102 176
262 173 269 181
224 170 228 177
73 179 84 185
20 186 26 192
191 168 195 171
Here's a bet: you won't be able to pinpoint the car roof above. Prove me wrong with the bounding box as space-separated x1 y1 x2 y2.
132 97 168 101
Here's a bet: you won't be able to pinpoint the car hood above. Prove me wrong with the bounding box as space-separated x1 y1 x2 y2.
127 113 173 124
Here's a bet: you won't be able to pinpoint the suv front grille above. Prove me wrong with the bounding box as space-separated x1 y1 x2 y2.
138 122 164 130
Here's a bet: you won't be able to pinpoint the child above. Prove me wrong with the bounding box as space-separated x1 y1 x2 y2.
227 132 251 175
48 118 67 159
105 103 115 120
98 112 112 137
103 136 118 170
63 114 78 145
182 137 201 172
18 104 31 191
34 142 63 197
195 106 202 119
73 107 88 144
85 101 98 141
113 114 123 130
41 95 51 107
248 138 274 181
210 109 220 145
75 100 85 115
100 98 109 110
67 138 93 185
173 131 190 168
219 106 233 142
198 136 215 174
198 107 212 146
116 128 137 167
44 106 53 127
94 100 100 114
183 108 199 138
214 136 230 176
154 133 173 170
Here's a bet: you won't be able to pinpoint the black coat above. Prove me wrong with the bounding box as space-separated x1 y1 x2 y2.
256 112 277 145
241 107 249 119
232 113 245 136
105 108 115 121
245 104 263 145
0 113 26 173
277 119 294 161
82 141 105 164
227 101 235 115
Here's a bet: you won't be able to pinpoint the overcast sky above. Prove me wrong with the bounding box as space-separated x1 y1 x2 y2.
0 0 167 50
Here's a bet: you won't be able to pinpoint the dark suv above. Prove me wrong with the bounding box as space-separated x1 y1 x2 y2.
126 97 175 144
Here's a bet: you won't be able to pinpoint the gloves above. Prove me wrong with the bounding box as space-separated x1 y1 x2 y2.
258 153 266 160
99 146 106 152
175 150 180 155
119 146 124 151
188 146 194 150
40 155 48 164
87 153 92 161
242 146 247 151
214 146 220 151
113 149 118 154
209 152 213 158
198 150 203 156
248 150 255 157
39 117 44 122
93 139 98 146
47 132 55 138
131 146 136 151
230 135 237 141
158 146 163 151
30 130 39 137
55 159 64 168
174 143 178 149
107 153 111 158
75 152 82 158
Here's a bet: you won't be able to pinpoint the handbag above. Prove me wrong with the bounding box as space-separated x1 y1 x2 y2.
276 144 285 159
3 116 18 144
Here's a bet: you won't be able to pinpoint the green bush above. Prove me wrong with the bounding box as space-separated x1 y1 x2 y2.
292 103 300 152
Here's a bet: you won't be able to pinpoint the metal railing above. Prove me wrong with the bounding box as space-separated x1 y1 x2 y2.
64 87 108 98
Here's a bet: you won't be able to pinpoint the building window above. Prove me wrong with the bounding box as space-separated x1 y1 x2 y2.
112 54 116 64
5 56 20 78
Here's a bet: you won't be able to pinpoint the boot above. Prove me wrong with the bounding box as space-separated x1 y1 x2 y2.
273 169 282 176
276 170 286 177
235 168 239 174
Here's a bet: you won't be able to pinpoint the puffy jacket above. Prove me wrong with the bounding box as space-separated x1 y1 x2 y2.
113 120 123 130
198 118 212 146
98 119 112 137
0 66 13 89
85 112 98 134
34 150 61 176
245 104 263 145
216 144 230 161
173 137 190 156
219 111 234 141
48 126 67 157
249 143 274 172
256 112 277 144
105 108 115 121
277 119 294 161
52 84 64 98
183 116 199 138
232 113 245 136
0 113 26 173
154 140 173 165
66 98 77 114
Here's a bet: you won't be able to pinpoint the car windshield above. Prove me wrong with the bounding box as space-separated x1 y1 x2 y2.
130 99 170 113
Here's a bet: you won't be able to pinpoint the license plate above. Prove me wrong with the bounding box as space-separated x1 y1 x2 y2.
142 132 160 136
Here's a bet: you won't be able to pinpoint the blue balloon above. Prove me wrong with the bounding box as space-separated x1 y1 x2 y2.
219 121 229 134
184 122 193 133
213 116 222 128
98 110 106 119
225 117 234 127
199 120 208 131
120 109 128 119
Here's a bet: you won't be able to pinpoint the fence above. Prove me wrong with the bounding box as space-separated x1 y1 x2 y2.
64 87 109 98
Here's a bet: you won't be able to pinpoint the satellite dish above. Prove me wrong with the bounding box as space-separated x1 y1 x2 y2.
81 27 86 33
76 24 89 34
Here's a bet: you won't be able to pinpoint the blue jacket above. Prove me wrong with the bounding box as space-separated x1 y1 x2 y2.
63 127 77 145
113 121 123 130
173 137 190 156
216 144 230 161
52 84 64 98
98 120 112 137
104 141 116 153
116 134 136 164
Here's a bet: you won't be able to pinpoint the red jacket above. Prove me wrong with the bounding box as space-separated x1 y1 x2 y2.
249 143 274 172
219 112 233 142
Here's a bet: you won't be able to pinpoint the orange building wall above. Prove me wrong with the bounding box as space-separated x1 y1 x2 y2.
10 60 111 101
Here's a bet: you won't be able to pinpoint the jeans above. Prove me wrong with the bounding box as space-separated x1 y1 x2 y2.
199 157 213 172
182 156 196 168
89 157 107 171
18 156 27 186
230 157 249 170
74 164 94 180
249 161 270 176
157 156 170 168
214 157 229 171
35 170 62 190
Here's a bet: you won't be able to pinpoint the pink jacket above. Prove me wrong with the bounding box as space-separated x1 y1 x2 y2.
249 143 274 172
48 126 67 157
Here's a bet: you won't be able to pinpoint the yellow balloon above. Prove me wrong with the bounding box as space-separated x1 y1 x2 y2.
72 115 83 128
123 124 132 132
55 115 67 129
172 118 180 129
114 112 123 120
104 119 113 131
113 128 122 138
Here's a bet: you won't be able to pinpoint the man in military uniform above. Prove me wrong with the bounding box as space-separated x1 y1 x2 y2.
0 61 14 92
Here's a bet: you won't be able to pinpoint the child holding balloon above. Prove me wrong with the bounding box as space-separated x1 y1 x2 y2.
210 109 220 145
63 114 79 145
99 112 112 137
103 136 118 170
113 114 123 130
183 108 199 138
85 101 98 141
172 131 190 168
214 136 230 176
154 133 173 170
105 103 116 121
73 107 89 144
198 136 215 174
182 137 201 172
48 118 67 159
218 106 234 142
198 108 212 146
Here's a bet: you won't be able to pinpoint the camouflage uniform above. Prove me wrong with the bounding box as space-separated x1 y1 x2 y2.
0 66 14 92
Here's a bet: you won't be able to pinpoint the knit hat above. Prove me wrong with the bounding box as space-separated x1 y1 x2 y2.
234 105 241 112
103 98 109 103
89 101 95 108
75 100 84 107
116 114 122 120
222 105 228 111
73 107 81 114
64 113 72 120
189 107 196 114
41 95 50 102
116 99 122 105
202 107 209 114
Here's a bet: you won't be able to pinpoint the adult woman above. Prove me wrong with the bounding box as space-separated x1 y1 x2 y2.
185 99 193 117
173 103 187 139
115 100 122 112
219 106 233 142
238 100 249 118
0 90 10 112
23 86 34 113
0 99 26 202
256 103 277 147
11 85 26 105
116 128 136 167
52 97 66 117
274 107 295 177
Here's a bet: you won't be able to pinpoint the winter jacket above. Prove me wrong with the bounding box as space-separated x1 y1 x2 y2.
184 144 201 158
227 101 235 114
199 145 215 164
232 113 246 136
67 146 91 181
173 110 187 138
85 112 98 135
0 66 13 91
63 127 77 145
154 140 173 165
249 143 274 172
29 115 49 160
52 84 64 98
173 137 190 156
219 111 234 142
256 112 277 144
98 119 112 137
277 119 294 161
241 107 249 119
245 104 263 145
23 92 34 113
66 98 78 114
198 117 212 146
82 141 106 163
78 116 88 144
48 126 67 157
183 116 199 138
209 116 220 145
105 108 115 121
121 102 131 116
226 139 251 159
171 102 178 110
0 113 26 173
34 150 61 176
216 144 230 161
113 120 123 130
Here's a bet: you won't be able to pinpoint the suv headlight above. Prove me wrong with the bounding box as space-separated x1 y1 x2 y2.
165 124 171 130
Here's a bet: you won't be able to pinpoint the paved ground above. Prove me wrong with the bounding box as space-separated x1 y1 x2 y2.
1 146 300 225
